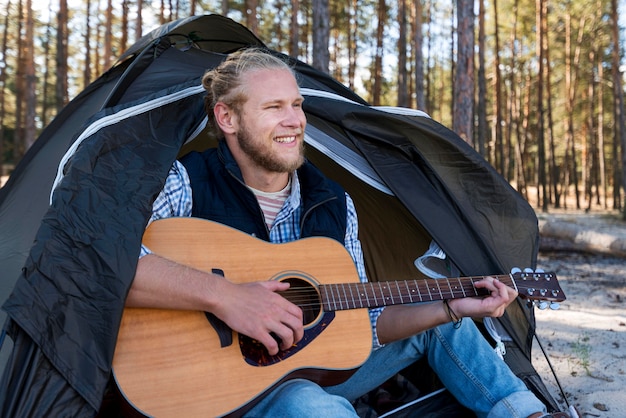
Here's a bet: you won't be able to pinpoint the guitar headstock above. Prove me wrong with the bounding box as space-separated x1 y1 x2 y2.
511 271 566 302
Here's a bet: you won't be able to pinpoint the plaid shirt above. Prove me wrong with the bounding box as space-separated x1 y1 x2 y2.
141 160 383 348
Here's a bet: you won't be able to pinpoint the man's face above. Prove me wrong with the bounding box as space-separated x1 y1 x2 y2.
233 68 307 174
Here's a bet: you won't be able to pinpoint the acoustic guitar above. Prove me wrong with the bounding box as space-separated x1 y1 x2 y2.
112 217 565 417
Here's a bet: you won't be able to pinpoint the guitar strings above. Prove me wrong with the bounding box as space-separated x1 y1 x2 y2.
277 277 499 309
272 273 558 310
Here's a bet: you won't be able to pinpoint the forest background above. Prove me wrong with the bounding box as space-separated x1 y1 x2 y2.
1 0 626 218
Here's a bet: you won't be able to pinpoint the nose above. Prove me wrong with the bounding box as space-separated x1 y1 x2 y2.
283 106 306 128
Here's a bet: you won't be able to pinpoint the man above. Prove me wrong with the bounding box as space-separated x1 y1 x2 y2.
127 47 562 418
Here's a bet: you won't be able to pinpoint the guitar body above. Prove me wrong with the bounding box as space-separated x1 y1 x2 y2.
113 218 373 417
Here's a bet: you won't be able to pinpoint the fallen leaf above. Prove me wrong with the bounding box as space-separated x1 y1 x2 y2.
593 402 608 411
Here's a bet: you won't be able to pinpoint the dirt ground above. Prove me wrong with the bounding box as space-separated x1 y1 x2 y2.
530 210 626 418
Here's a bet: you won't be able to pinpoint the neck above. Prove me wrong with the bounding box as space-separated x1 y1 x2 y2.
242 170 291 193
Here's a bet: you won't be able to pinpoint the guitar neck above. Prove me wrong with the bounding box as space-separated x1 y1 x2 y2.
320 274 513 311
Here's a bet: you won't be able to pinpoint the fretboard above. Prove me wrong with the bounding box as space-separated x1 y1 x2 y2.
320 275 515 311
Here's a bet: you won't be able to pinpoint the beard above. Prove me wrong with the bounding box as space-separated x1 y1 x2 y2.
236 120 305 173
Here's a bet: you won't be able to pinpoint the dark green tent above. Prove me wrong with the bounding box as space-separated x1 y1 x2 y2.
0 14 559 417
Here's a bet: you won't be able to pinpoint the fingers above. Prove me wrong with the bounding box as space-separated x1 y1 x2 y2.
475 276 518 302
266 315 304 353
221 281 304 356
454 276 518 318
258 281 305 350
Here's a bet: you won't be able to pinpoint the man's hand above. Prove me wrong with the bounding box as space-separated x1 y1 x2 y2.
448 276 518 318
129 254 304 356
212 280 304 356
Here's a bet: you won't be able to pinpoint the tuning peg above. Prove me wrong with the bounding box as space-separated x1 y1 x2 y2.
510 267 522 274
523 267 533 273
535 268 544 273
534 301 561 310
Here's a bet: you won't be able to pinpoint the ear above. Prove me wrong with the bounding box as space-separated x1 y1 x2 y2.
214 102 237 135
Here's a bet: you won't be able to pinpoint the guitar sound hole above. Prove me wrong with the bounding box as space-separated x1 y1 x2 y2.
278 277 321 327
242 275 334 367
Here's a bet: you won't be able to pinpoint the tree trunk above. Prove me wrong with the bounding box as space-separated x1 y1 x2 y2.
597 58 607 209
120 0 129 56
14 0 25 160
397 0 408 107
449 9 455 125
371 0 386 105
535 0 548 211
492 0 504 174
289 0 300 58
103 0 113 69
585 50 597 211
346 0 358 91
411 0 425 111
424 1 432 114
476 0 488 156
83 0 92 89
543 0 558 207
511 0 528 197
563 13 585 210
246 0 258 35
0 0 11 170
56 0 68 113
610 0 626 215
23 0 36 151
453 0 474 144
312 0 330 73
135 0 143 41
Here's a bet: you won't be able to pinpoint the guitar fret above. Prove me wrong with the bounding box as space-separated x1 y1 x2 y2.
502 275 517 292
423 279 433 301
412 280 423 302
330 284 339 310
455 277 466 298
362 283 371 307
386 282 395 304
321 284 331 311
347 283 357 309
340 284 349 310
468 277 480 297
371 283 379 306
378 282 385 306
435 280 443 300
374 283 382 305
377 282 390 305
395 281 404 304
330 284 339 311
403 281 414 303
353 284 364 309
339 284 347 310
332 284 342 310
442 278 453 299
361 283 370 308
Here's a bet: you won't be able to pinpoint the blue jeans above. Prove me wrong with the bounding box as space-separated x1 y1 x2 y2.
245 320 546 418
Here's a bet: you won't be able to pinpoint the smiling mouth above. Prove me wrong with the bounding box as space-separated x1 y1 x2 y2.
274 135 297 143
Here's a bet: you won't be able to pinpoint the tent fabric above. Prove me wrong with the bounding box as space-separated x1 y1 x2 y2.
2 83 206 410
0 13 558 416
0 321 94 416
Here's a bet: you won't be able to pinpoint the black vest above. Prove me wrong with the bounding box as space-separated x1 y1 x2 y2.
180 141 347 243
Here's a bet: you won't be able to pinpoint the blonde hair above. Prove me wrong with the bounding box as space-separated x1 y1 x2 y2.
202 48 295 139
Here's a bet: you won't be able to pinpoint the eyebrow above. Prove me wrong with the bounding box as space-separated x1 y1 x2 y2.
261 96 304 106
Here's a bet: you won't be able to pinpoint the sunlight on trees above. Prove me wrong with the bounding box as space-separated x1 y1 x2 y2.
1 0 625 215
